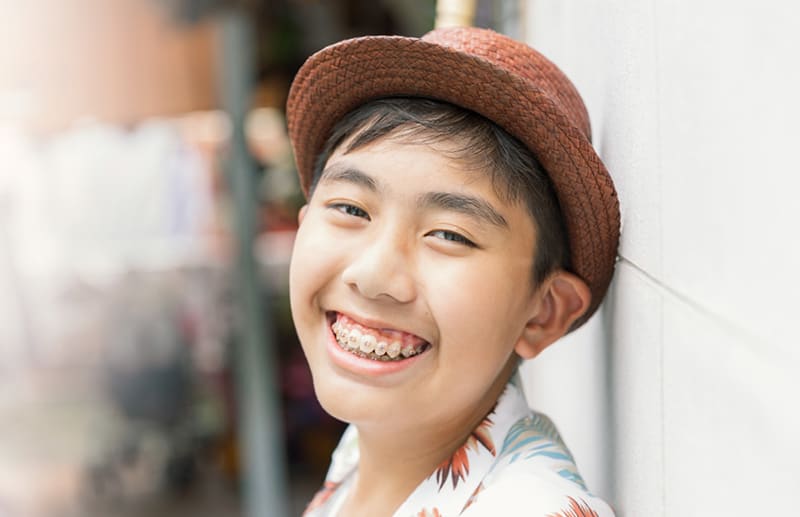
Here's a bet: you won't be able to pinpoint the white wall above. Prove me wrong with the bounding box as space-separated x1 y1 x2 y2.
518 1 800 515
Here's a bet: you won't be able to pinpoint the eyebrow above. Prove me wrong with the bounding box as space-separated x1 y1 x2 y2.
319 164 508 229
418 191 509 229
318 165 379 192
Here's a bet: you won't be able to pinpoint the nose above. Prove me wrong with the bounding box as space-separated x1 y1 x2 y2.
341 229 417 304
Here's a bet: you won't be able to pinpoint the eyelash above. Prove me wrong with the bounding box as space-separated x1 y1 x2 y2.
329 203 476 248
331 203 370 220
427 230 477 247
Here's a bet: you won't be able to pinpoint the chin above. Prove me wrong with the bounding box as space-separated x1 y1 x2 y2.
310 374 369 424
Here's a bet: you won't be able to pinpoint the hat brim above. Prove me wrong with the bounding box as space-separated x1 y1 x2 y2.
287 35 619 326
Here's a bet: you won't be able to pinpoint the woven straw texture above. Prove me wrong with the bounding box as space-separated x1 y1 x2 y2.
286 27 620 327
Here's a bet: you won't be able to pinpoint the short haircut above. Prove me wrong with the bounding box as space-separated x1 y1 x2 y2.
310 97 570 287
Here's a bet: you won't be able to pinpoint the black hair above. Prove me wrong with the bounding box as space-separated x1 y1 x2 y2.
310 97 570 286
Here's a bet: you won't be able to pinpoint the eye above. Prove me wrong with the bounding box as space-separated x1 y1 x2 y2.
427 229 477 247
331 203 370 220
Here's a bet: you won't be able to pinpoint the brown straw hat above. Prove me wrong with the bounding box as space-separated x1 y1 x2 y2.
286 27 620 328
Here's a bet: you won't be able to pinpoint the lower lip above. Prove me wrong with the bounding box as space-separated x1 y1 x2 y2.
325 321 428 377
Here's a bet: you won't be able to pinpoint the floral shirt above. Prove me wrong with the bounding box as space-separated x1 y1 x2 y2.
303 381 616 516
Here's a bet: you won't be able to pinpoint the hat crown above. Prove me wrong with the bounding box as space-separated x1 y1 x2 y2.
422 27 591 140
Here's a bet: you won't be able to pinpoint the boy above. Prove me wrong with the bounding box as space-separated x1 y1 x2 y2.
286 27 619 516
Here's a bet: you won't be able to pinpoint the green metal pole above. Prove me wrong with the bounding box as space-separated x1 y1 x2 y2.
217 10 288 517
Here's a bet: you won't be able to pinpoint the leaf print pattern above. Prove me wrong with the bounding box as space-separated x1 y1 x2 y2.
546 496 600 517
416 508 443 517
460 481 485 512
434 415 496 490
498 415 586 490
502 414 561 461
303 481 340 515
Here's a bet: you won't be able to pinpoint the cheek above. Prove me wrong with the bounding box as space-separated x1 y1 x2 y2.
289 222 328 317
425 259 528 346
290 216 332 286
288 232 310 304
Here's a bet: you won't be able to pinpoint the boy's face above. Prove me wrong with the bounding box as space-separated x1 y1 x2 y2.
289 135 541 435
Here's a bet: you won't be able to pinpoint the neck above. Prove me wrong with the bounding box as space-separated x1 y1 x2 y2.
340 374 510 516
340 437 444 517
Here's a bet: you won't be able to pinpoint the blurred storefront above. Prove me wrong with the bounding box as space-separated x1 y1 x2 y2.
0 1 522 516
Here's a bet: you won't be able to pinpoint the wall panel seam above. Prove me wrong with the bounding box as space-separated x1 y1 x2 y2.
616 256 768 351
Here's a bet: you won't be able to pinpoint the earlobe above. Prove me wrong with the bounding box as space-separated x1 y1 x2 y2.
513 271 592 360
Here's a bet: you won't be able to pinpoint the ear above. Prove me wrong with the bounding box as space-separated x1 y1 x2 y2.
514 271 592 360
297 204 309 225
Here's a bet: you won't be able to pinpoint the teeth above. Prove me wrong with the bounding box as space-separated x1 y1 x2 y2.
360 334 376 353
347 330 360 351
332 318 426 361
387 341 401 359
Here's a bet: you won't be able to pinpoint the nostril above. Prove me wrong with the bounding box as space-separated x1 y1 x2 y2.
340 241 417 302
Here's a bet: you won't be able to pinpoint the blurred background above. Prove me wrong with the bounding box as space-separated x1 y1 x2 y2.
0 1 511 516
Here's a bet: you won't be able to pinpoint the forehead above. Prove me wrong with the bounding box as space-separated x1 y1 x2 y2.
310 97 542 213
324 134 494 192
330 129 510 195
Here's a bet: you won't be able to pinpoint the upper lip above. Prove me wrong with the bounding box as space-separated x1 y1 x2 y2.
329 310 431 344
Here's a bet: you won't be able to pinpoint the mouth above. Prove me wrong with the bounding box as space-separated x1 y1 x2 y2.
327 311 431 362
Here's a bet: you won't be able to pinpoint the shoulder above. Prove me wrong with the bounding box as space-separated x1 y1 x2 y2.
458 461 616 516
458 412 616 516
495 412 586 489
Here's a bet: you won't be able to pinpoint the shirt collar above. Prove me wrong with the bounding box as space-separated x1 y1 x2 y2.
307 381 531 516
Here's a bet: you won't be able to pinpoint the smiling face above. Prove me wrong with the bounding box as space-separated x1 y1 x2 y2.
289 135 542 436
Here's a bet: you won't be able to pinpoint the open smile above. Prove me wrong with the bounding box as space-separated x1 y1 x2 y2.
325 311 432 374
